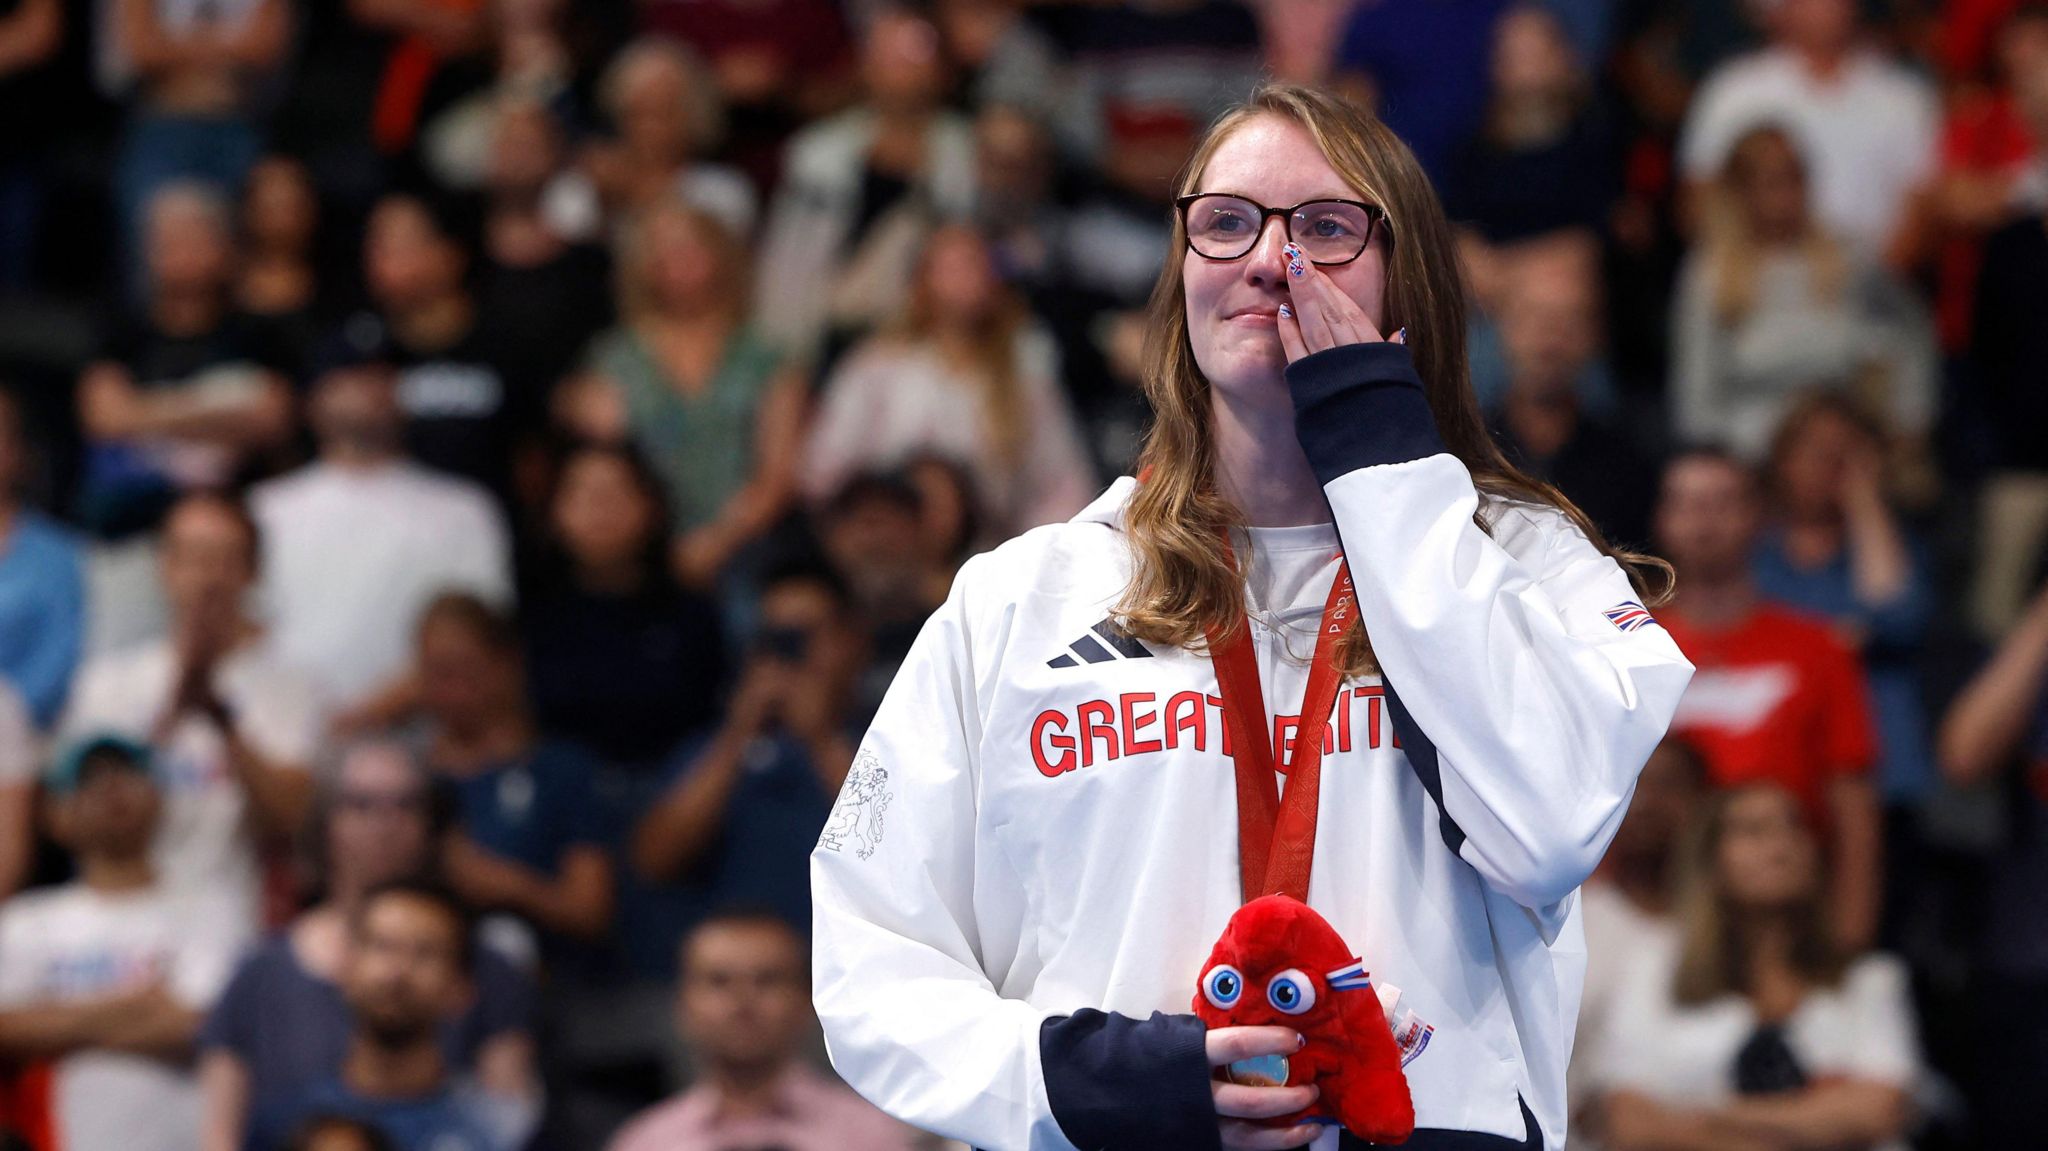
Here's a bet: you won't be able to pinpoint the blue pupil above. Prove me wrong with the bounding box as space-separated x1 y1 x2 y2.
1274 982 1297 1005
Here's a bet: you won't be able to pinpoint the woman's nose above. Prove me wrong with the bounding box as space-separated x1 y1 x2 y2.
1242 216 1291 283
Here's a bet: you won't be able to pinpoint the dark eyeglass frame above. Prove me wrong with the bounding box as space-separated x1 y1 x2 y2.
1174 193 1392 266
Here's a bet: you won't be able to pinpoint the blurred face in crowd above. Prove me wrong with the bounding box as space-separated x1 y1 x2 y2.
244 157 318 255
1499 241 1599 399
1772 0 1859 55
905 456 975 563
289 1119 388 1151
1183 114 1391 400
551 450 660 576
612 47 699 163
753 577 856 692
309 367 404 458
147 188 234 299
1656 453 1762 582
974 106 1052 218
640 207 727 315
1715 785 1820 912
417 612 523 736
1608 739 1705 869
488 102 564 199
1772 404 1873 522
1492 4 1577 103
679 918 810 1074
345 892 469 1048
366 198 465 314
822 484 924 609
2000 13 2048 85
919 226 1002 327
52 751 160 861
1727 129 1810 243
159 496 256 627
326 743 434 898
862 9 948 112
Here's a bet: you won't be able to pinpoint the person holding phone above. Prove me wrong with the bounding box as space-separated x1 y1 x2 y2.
632 562 865 933
810 83 1694 1151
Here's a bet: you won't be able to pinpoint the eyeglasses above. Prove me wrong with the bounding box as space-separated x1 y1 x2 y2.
1175 194 1390 266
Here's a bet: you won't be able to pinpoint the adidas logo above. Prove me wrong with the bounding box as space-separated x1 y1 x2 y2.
1048 618 1154 668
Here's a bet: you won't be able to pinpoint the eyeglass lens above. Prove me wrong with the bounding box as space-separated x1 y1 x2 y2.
1183 195 1377 263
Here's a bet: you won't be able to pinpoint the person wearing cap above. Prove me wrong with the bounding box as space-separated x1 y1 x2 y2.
0 734 246 1151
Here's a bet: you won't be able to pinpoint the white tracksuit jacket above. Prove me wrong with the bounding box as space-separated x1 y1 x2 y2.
811 343 1697 1151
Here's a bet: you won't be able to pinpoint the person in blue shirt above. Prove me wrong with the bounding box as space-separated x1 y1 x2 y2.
0 384 84 728
414 593 614 951
631 561 862 949
247 881 521 1151
1751 393 1934 805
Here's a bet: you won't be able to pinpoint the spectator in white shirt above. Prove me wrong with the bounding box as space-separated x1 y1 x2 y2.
250 362 512 723
803 223 1097 536
1569 736 1709 1145
1593 781 1920 1151
59 491 321 932
0 735 246 1151
1676 0 1937 265
1671 124 1936 459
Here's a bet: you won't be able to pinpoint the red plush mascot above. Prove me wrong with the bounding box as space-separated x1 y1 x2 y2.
1192 895 1417 1144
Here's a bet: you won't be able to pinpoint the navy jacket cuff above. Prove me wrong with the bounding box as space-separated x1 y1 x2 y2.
1284 342 1447 484
1040 1009 1219 1151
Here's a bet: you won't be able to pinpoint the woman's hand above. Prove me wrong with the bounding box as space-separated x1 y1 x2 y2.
1275 242 1400 363
1206 1025 1324 1149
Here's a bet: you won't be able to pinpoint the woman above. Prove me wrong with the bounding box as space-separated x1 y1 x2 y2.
557 198 806 589
523 442 730 771
1444 2 1616 245
1669 125 1935 460
810 84 1694 1151
415 593 614 951
1594 783 1919 1151
1755 394 1933 805
802 223 1099 536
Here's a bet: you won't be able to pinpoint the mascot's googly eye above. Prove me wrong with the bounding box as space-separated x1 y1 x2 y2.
1202 965 1245 1010
1266 969 1317 1015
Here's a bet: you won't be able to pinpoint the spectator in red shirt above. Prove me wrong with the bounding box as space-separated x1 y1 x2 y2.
1654 448 1884 951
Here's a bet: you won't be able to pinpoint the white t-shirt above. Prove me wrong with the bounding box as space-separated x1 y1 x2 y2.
250 461 513 708
1567 882 1677 1141
1597 935 1921 1151
1678 46 1937 258
58 638 323 929
801 328 1100 536
0 883 246 1151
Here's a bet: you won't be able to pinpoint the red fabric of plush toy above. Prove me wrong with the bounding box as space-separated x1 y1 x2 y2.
1192 895 1416 1144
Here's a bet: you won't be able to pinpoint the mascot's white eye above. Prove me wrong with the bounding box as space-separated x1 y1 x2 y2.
1203 965 1244 1009
1266 969 1317 1015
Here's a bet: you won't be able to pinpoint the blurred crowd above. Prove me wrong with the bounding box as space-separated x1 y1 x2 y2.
0 0 2043 1149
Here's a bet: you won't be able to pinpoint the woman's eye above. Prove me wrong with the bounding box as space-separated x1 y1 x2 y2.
1208 213 1251 234
1203 964 1244 1009
1307 216 1353 239
1266 969 1317 1015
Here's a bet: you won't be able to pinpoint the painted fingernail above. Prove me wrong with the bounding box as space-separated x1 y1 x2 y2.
1277 303 1292 319
1393 326 1407 345
1283 243 1306 278
1296 1032 1307 1050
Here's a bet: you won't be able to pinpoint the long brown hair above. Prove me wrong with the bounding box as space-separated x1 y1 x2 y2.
1115 83 1671 677
1670 783 1847 1006
1704 124 1846 326
883 223 1031 467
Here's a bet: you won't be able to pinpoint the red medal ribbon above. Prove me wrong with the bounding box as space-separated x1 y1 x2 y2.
1207 536 1356 904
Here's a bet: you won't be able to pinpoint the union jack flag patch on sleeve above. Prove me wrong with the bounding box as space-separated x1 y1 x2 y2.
1602 600 1660 632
